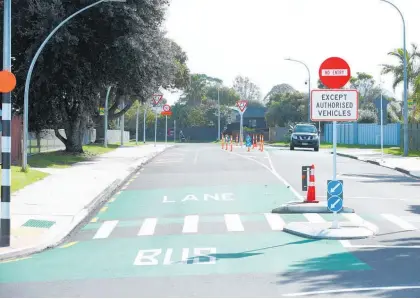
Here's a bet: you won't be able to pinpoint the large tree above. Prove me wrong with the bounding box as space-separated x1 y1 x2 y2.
265 92 307 127
381 43 420 90
232 75 261 102
263 83 296 105
1 0 188 153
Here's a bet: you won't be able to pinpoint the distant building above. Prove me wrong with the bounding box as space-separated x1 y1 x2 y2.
225 106 267 133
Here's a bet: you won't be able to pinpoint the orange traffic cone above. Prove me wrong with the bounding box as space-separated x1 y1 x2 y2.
305 164 318 203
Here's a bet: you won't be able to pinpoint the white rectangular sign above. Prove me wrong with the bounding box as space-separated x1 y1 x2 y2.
321 69 348 76
310 89 359 121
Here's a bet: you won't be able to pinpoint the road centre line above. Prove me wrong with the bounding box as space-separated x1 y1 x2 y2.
282 286 420 297
227 150 304 201
340 240 420 249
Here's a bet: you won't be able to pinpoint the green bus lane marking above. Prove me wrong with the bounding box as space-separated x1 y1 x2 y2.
0 232 370 283
97 183 296 220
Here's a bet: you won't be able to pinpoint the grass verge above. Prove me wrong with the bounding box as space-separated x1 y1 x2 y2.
28 144 119 168
383 147 420 157
0 166 49 193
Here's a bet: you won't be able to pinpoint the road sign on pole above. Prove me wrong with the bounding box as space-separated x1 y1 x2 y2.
310 89 359 121
327 179 343 229
319 57 351 89
152 94 163 106
152 94 163 148
161 104 172 116
236 100 248 147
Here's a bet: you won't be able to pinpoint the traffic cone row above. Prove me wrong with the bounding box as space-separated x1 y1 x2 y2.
305 164 318 203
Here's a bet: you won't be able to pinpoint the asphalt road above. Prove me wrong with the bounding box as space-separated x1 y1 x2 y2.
1 143 420 297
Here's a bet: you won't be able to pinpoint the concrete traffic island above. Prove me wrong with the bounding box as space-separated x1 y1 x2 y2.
283 221 377 240
272 201 355 214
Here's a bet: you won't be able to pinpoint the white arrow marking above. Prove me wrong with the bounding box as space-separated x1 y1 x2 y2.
330 183 341 193
331 197 341 209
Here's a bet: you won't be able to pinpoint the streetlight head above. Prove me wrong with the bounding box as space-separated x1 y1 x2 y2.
284 57 291 61
104 0 126 2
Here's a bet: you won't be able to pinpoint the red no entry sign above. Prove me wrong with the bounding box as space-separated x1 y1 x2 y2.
319 57 351 89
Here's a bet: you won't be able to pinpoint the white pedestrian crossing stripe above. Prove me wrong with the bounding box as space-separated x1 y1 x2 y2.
93 220 118 239
381 214 417 231
183 215 199 233
138 218 158 236
224 214 245 232
90 213 420 239
264 213 285 230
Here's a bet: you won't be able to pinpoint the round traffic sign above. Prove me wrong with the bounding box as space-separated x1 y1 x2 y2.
327 195 343 213
319 57 351 89
163 104 170 112
0 70 17 93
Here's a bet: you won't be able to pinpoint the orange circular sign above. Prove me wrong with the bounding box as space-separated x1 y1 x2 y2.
0 70 17 93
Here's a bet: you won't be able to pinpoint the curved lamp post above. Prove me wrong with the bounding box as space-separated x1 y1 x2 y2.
380 0 408 156
22 0 126 171
285 58 311 123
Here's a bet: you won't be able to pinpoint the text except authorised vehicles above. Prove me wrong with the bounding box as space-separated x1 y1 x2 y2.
311 90 358 121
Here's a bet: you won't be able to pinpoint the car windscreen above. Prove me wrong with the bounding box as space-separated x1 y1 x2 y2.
294 126 317 133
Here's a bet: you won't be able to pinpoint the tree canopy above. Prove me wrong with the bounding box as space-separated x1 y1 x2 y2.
0 0 189 152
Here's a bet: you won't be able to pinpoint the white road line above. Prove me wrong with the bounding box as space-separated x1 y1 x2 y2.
264 213 285 230
225 214 244 232
343 214 378 233
93 220 118 239
193 151 199 165
138 218 157 236
183 215 199 233
227 150 304 201
339 240 352 247
381 214 417 231
283 286 420 297
303 213 326 223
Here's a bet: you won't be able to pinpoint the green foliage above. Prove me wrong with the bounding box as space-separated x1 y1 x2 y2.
265 92 307 127
0 0 189 153
358 109 378 123
232 75 262 102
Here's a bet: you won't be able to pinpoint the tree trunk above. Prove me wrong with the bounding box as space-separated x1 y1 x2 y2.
54 117 85 153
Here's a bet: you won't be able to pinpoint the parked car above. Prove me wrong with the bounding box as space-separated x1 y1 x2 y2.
289 123 320 151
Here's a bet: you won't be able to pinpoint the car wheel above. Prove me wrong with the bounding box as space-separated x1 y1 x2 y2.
314 146 319 152
290 145 294 150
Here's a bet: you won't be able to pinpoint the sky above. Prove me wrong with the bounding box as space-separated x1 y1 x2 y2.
161 0 420 105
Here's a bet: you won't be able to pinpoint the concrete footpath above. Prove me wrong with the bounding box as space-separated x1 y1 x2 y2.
0 144 173 261
334 148 420 178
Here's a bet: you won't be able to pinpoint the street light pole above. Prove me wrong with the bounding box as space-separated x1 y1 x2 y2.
380 0 408 156
217 87 221 140
285 58 311 123
21 0 126 171
104 86 112 148
143 103 147 143
135 102 139 145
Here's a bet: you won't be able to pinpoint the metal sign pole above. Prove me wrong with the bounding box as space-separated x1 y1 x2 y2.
174 120 176 143
143 103 147 143
332 120 339 229
165 115 168 146
240 113 243 147
135 104 139 145
154 109 157 147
